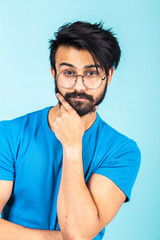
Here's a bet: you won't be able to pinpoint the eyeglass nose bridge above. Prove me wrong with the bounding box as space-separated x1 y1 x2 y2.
74 74 85 82
73 74 86 89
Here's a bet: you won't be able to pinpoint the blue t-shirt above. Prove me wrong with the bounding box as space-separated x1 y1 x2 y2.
0 107 141 239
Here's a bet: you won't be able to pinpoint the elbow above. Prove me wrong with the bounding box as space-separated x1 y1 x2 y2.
60 227 85 240
60 221 101 240
62 233 91 240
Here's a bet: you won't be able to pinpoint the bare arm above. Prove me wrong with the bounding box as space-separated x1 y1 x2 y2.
0 180 63 240
57 146 125 240
54 94 126 240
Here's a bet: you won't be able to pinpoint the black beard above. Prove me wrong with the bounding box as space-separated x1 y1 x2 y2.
55 81 108 117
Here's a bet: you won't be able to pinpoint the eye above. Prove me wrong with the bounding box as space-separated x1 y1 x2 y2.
63 70 74 76
86 71 98 76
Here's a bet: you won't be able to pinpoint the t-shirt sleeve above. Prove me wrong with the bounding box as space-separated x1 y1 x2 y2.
93 140 141 202
0 122 15 180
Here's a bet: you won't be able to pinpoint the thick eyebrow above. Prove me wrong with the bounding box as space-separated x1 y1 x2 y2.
59 62 102 69
59 62 74 68
84 64 102 69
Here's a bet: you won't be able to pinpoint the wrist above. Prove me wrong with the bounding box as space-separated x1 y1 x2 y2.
63 142 82 158
63 140 82 150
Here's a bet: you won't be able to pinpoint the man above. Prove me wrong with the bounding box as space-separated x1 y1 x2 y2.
0 21 141 239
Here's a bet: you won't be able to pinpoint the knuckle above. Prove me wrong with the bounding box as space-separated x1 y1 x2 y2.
57 117 62 122
63 112 68 118
54 117 61 124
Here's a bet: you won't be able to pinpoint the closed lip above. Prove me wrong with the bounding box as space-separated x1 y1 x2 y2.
71 97 87 101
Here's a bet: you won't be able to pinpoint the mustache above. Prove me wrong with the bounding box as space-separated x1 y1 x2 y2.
64 92 94 102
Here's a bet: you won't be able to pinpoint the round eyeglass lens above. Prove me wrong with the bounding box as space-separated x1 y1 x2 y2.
83 73 101 89
57 71 75 88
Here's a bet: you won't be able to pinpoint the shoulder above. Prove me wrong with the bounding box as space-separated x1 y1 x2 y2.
98 115 130 140
0 106 51 133
98 114 140 154
91 114 141 201
0 106 52 157
96 114 141 173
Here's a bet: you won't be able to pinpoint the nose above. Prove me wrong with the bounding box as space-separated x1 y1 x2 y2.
72 75 87 91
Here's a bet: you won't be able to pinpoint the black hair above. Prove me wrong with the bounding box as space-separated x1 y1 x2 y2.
49 21 121 76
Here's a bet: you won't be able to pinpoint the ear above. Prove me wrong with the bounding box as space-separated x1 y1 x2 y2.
51 67 56 80
107 68 114 86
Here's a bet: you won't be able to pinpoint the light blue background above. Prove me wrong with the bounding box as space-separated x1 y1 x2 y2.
0 0 159 239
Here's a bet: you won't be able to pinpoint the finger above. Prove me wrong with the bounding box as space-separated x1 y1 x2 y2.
57 93 75 113
60 104 68 115
60 104 67 112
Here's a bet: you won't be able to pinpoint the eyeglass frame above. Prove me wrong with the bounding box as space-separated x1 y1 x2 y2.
55 70 108 90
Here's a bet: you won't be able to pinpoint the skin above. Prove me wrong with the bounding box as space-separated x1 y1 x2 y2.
50 46 126 239
49 45 114 133
0 45 125 240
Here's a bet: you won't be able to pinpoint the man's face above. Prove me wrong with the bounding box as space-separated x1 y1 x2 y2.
51 46 113 116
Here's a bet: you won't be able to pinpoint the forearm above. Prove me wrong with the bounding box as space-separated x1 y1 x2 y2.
57 144 100 239
0 218 63 240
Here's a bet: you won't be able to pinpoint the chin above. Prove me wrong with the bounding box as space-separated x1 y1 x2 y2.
69 103 96 117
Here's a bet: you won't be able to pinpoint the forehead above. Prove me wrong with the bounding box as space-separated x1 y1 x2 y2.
55 45 98 70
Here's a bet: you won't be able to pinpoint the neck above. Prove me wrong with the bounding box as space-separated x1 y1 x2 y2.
48 104 97 132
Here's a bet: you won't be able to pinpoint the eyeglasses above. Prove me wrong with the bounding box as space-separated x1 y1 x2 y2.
56 70 107 90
